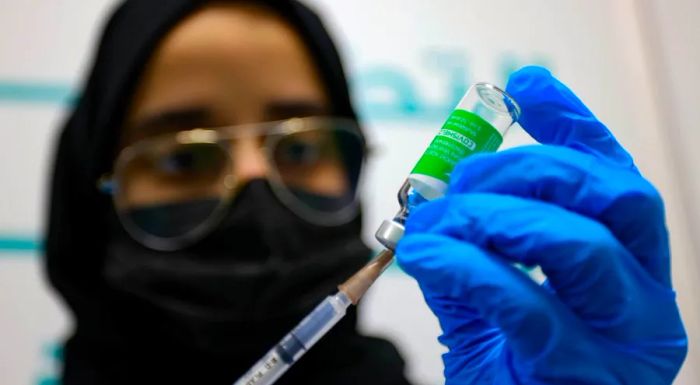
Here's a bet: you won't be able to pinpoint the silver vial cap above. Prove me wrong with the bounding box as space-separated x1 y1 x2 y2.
375 219 405 251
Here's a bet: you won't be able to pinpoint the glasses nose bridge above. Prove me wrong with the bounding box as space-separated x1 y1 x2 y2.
227 135 270 182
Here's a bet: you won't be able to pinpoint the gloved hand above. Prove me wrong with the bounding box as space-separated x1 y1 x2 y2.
396 66 688 385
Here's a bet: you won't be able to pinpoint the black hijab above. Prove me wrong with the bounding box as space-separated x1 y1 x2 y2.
45 1 409 384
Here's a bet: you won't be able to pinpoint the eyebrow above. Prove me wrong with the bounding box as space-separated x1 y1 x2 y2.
263 101 329 121
124 101 329 143
127 106 214 140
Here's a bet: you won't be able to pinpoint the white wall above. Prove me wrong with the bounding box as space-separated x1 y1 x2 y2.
1 3 117 385
632 2 700 379
0 1 697 384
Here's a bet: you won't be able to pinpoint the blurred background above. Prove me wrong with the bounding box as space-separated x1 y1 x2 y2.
0 0 698 384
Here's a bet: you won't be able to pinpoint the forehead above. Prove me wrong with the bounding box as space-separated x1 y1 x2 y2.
125 2 328 131
161 2 306 65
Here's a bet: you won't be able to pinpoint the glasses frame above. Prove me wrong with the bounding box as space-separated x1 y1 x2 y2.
99 116 368 251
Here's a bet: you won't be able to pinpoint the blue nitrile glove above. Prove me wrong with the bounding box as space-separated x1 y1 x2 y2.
396 66 687 385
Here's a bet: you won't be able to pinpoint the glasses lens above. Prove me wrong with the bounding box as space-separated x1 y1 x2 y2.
271 120 364 221
116 141 231 243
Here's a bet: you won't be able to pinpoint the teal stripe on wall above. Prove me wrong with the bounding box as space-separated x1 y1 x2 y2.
0 81 74 105
0 81 58 255
0 236 42 253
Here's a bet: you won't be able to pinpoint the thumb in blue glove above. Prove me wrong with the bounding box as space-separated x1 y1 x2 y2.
397 66 687 384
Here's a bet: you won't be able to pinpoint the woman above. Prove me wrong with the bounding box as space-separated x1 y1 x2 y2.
46 1 410 384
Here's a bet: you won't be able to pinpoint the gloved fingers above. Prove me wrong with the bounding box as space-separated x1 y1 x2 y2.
397 232 581 360
448 144 671 287
506 66 637 171
417 291 503 360
403 193 658 326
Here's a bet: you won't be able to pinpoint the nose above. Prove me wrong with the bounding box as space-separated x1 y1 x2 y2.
231 138 269 182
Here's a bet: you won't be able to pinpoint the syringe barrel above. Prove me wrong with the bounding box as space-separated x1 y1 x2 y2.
233 293 351 385
291 292 351 348
233 349 290 385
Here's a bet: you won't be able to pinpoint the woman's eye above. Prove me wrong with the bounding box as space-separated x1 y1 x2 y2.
159 151 197 173
279 140 322 165
155 145 219 175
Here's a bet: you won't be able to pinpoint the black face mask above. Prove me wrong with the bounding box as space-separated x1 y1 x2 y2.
102 179 370 355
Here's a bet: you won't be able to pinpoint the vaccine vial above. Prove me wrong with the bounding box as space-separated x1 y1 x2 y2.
376 82 520 250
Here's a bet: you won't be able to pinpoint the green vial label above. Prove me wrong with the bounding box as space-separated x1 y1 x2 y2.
411 109 503 183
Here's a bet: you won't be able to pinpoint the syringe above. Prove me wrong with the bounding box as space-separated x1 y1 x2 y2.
234 83 520 385
233 250 394 385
